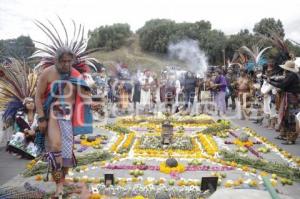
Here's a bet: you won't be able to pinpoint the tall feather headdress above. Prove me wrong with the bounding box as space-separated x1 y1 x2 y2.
259 31 291 74
31 17 100 73
236 45 271 65
0 59 37 124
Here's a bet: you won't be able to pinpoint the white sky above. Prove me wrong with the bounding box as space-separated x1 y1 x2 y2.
1 0 300 43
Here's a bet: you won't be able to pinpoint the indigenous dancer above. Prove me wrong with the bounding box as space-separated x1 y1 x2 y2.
33 19 97 198
0 59 40 158
7 97 40 159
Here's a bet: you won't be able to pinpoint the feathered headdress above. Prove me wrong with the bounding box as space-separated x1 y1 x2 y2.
260 31 291 74
31 17 100 73
0 59 37 124
234 45 271 70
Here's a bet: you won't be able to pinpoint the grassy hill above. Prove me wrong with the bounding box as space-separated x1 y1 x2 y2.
90 35 187 73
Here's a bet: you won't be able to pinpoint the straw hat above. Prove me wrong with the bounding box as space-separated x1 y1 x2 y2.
279 60 299 73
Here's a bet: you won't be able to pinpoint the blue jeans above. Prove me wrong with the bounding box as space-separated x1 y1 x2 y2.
184 90 195 108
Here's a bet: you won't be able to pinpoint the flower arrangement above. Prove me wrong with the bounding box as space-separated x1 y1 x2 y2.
118 132 135 154
133 137 202 158
89 193 102 199
80 137 102 147
233 139 254 147
95 183 207 199
258 147 271 153
159 162 185 174
105 123 131 134
228 130 262 158
129 169 144 177
220 150 300 182
244 127 300 166
139 135 193 150
198 133 218 156
200 120 230 135
110 134 125 152
123 196 146 199
26 159 37 170
116 115 214 126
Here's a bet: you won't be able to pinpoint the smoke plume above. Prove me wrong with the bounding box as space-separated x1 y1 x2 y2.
168 39 208 77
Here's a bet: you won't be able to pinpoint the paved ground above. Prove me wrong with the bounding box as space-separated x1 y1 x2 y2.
220 108 300 157
0 147 29 185
0 112 299 186
229 118 300 156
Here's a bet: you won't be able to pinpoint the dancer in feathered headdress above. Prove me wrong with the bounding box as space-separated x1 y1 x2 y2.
33 18 96 198
0 59 37 123
0 59 44 159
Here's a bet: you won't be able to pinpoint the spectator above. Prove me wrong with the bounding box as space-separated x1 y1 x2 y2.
213 69 227 116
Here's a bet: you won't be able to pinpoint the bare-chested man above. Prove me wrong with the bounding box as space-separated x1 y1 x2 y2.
35 47 93 198
237 70 251 119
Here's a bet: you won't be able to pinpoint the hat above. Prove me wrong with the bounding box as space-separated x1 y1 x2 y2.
279 60 299 73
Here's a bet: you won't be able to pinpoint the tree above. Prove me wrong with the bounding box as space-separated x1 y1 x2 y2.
138 19 226 65
253 18 285 38
201 30 227 65
0 36 35 61
88 23 132 50
138 19 176 53
15 36 35 58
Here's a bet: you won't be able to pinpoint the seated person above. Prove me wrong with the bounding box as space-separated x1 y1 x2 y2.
7 97 40 159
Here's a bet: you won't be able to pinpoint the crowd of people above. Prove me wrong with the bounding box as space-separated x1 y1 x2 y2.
88 58 300 146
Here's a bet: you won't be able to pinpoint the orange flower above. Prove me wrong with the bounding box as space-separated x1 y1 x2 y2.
233 139 253 147
35 175 43 181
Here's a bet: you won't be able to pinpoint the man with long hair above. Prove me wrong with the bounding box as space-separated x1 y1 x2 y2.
32 19 97 198
35 47 93 197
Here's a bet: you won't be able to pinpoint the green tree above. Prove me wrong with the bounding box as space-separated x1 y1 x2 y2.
138 19 176 53
171 20 211 42
0 36 35 61
88 23 132 50
202 30 227 65
253 18 285 38
138 19 226 65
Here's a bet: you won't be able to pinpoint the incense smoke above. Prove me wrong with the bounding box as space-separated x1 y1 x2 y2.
168 39 208 77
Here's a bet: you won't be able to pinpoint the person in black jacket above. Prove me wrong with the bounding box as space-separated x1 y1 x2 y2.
132 77 141 113
268 60 300 144
181 71 197 114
